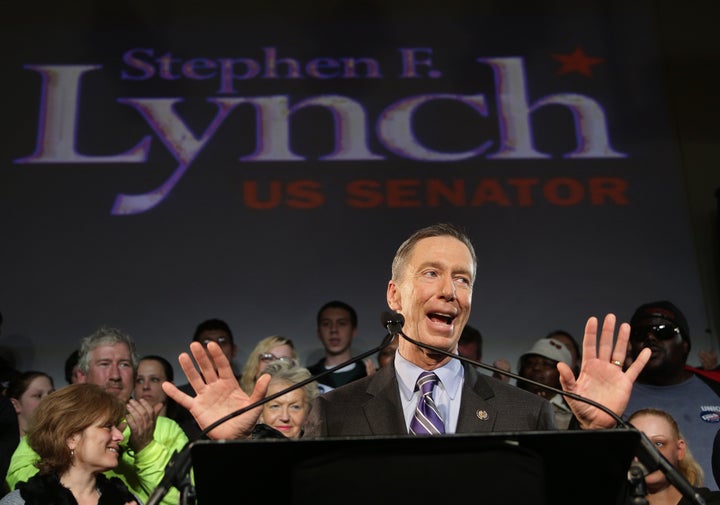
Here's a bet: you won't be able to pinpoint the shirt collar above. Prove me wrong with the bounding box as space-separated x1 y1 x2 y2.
395 350 464 401
549 393 571 411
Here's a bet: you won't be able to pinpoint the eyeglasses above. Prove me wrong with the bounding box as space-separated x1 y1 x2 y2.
201 337 230 346
259 353 295 364
630 324 681 343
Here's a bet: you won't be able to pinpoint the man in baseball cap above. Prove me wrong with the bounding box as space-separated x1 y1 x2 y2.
517 337 574 428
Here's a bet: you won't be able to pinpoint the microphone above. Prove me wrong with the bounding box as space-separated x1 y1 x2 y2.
381 310 405 336
145 330 398 505
381 312 706 505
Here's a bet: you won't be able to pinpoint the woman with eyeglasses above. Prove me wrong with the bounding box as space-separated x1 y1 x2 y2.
239 336 298 395
627 408 720 505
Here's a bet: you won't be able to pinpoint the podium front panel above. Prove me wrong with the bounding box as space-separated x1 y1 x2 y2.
190 429 640 505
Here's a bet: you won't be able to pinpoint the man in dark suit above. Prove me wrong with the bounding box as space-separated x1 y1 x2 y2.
165 223 651 439
304 357 554 437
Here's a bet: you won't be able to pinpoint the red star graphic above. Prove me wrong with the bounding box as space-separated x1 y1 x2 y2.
551 46 605 77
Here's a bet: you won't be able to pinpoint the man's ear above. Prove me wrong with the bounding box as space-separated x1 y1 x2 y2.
76 371 89 384
387 280 402 312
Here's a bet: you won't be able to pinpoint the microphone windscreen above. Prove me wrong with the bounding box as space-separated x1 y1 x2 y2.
380 311 405 328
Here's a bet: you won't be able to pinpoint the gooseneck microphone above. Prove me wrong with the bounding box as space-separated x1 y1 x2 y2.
380 310 706 505
145 331 398 505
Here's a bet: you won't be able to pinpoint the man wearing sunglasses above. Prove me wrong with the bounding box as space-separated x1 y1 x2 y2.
624 300 720 490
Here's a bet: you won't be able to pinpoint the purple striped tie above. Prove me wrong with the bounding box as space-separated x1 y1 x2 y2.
409 371 445 435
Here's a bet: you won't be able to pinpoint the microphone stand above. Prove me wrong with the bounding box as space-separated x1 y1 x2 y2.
627 460 650 505
384 317 706 505
145 331 397 505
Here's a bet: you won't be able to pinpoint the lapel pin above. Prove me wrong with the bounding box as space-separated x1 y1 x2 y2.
476 410 489 421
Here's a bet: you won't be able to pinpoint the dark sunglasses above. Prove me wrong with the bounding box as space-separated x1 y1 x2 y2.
201 336 230 346
630 323 681 343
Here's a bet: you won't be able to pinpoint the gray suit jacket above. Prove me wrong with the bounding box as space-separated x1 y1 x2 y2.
303 361 556 437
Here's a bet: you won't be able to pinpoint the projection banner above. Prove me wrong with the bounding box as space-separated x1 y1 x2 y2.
0 5 707 383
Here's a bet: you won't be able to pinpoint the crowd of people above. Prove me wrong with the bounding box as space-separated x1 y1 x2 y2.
2 222 720 505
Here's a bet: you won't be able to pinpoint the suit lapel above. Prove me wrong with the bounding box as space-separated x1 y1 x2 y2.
351 363 500 435
362 364 408 435
456 364 498 433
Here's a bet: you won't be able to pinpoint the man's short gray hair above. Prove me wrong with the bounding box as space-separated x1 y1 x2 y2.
77 326 139 374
